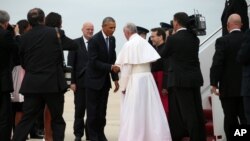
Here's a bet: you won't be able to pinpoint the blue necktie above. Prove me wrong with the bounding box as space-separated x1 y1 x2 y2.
105 37 109 52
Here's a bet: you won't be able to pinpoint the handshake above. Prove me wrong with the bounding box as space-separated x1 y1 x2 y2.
111 65 120 73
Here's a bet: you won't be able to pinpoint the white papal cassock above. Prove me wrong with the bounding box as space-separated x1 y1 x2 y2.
116 34 172 141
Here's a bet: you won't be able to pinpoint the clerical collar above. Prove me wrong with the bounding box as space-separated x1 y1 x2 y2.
229 29 241 33
102 30 108 39
176 27 187 33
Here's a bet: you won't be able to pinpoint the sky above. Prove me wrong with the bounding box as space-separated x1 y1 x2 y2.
2 0 229 51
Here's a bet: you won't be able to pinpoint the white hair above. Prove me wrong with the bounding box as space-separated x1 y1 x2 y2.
123 22 137 34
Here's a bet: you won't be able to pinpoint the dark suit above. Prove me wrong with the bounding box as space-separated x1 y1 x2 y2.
68 37 89 139
163 29 206 141
238 29 250 124
12 25 77 141
221 0 249 36
210 30 247 141
85 31 118 141
0 26 19 141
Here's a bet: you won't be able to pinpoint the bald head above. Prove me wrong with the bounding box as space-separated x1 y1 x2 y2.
82 22 94 40
227 14 242 32
228 14 242 24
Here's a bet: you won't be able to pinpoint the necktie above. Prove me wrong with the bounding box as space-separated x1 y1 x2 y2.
85 41 88 51
105 37 109 52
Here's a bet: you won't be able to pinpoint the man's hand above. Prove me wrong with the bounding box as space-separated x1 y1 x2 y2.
162 89 168 96
70 84 77 92
111 65 120 73
210 86 220 96
114 81 119 93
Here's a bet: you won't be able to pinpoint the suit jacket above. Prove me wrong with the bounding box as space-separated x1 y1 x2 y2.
19 25 77 94
0 27 19 93
210 30 244 97
163 30 203 88
238 29 250 96
67 37 88 88
221 0 249 36
85 31 118 90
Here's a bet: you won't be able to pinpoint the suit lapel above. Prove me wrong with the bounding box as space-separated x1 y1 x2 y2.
79 37 88 54
99 32 109 55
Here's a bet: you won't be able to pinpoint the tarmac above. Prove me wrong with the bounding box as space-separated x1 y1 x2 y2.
29 89 120 141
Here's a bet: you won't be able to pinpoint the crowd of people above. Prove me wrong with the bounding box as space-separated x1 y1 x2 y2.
1 1 250 141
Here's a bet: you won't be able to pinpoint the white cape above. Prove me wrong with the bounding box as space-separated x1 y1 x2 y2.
116 34 160 65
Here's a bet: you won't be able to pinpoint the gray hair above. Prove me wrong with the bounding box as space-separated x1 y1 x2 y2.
0 10 10 24
124 23 137 34
102 17 115 26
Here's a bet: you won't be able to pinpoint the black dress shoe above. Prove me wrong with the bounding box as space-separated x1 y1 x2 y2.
37 129 44 135
29 133 44 139
75 137 81 141
99 135 108 141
